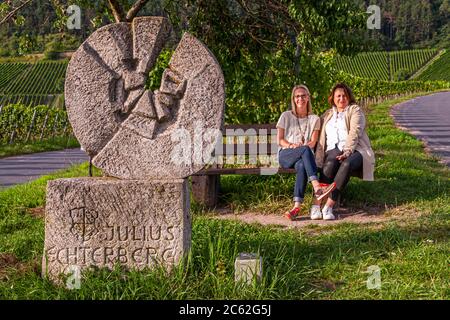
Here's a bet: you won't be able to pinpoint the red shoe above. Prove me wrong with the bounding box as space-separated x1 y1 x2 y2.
285 207 301 221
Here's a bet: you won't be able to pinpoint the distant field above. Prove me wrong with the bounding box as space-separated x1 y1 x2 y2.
0 61 67 108
335 49 439 81
417 49 450 82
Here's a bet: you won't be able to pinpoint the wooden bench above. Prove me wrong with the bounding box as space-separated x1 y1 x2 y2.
191 123 362 208
191 123 295 207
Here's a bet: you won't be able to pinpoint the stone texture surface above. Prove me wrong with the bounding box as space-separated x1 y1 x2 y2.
42 178 191 282
234 253 263 285
65 17 171 157
132 17 171 74
65 44 120 155
65 17 225 179
93 33 225 179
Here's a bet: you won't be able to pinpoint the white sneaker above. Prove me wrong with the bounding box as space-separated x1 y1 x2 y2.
322 206 336 220
310 205 322 220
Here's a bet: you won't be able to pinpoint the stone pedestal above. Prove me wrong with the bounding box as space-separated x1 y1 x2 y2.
42 178 191 282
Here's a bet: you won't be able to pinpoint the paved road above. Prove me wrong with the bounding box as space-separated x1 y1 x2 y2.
0 148 89 189
391 91 450 167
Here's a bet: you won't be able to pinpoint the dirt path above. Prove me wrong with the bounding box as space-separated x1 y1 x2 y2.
209 206 413 230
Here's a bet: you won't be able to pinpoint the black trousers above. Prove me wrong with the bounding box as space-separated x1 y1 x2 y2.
319 147 363 201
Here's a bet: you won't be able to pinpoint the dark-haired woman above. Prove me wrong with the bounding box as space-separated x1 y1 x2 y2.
312 83 375 220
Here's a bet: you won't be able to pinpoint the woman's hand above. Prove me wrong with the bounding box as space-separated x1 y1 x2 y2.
289 142 302 148
336 149 352 161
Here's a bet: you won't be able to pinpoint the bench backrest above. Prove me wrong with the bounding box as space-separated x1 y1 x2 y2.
214 124 278 157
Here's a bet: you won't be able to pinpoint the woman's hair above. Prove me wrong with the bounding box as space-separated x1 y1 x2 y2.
291 84 313 115
327 83 356 107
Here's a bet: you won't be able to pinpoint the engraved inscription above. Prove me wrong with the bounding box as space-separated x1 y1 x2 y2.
69 207 99 241
45 245 175 266
103 225 175 242
43 179 190 283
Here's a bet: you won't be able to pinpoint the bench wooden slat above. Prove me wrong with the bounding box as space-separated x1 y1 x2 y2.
223 124 276 131
214 143 279 156
193 167 296 175
222 126 277 137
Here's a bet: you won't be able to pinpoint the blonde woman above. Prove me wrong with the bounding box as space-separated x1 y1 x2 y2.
277 85 336 220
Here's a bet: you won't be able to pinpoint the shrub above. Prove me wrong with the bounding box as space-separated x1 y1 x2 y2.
394 68 410 81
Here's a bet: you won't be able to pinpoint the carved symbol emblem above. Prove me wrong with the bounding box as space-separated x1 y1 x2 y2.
69 207 99 241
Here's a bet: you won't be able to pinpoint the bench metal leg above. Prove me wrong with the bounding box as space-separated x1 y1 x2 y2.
191 175 220 208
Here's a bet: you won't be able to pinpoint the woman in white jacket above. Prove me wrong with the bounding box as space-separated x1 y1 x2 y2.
312 83 375 220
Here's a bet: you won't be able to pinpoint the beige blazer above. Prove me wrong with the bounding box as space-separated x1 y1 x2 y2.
315 104 375 181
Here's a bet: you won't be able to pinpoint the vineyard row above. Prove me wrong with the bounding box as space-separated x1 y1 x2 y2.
335 49 439 81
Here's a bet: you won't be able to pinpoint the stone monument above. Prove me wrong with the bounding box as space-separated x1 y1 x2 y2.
42 17 225 283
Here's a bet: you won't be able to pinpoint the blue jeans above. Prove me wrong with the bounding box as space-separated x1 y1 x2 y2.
279 146 319 202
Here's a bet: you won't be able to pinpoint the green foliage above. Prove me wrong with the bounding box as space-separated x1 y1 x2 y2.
393 68 409 81
0 95 64 108
164 0 367 123
336 52 389 80
17 35 38 56
352 0 448 50
146 49 172 91
43 40 61 60
334 72 449 103
0 104 73 145
0 136 79 158
0 63 30 88
0 47 12 58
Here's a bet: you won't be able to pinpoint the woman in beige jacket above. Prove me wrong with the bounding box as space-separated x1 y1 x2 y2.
312 83 375 220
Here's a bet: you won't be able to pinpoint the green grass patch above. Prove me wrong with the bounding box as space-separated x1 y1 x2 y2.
0 136 79 158
0 92 448 299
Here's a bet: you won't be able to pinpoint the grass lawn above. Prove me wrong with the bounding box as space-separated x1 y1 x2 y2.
0 136 79 158
0 92 448 299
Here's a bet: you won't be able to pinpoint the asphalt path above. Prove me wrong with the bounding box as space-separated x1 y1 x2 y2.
0 148 89 189
391 91 450 167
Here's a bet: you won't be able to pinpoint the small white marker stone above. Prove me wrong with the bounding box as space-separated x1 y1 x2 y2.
234 253 262 285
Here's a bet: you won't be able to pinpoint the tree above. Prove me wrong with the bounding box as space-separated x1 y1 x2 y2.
162 0 367 121
0 0 33 26
1 0 368 122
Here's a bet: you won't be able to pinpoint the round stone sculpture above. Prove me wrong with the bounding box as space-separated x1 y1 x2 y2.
65 17 225 179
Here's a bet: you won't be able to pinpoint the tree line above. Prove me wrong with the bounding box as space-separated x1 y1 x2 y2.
357 0 449 50
0 0 448 123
